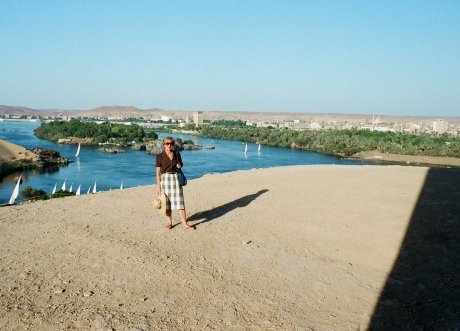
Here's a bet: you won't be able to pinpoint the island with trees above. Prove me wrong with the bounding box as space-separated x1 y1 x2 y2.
33 119 212 155
34 119 158 145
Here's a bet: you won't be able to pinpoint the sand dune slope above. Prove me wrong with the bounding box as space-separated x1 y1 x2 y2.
0 165 458 330
0 139 38 163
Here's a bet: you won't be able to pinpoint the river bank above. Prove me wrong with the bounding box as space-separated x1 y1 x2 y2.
176 128 460 168
351 150 460 167
1 165 459 330
0 139 70 180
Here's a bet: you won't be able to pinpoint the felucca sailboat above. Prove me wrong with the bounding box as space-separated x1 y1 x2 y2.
8 175 22 205
75 143 81 157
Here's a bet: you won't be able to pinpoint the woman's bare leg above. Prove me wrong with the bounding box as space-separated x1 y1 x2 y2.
166 210 173 229
179 209 193 229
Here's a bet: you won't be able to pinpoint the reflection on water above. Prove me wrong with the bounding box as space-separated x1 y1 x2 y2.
30 164 64 175
76 158 81 173
0 121 366 204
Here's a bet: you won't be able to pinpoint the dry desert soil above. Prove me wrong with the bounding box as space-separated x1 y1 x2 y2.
0 165 459 330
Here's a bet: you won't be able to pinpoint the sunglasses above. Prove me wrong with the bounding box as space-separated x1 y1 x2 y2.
164 142 174 146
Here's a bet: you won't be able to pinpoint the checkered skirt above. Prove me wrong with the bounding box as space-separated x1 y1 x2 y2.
161 173 185 210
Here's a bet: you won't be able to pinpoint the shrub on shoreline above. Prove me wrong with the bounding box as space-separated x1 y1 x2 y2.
20 185 49 201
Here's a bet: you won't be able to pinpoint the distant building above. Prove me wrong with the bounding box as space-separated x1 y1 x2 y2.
256 121 277 128
373 126 393 132
161 116 171 122
433 119 448 134
5 114 10 119
372 114 382 125
408 123 421 133
193 112 204 125
310 122 322 130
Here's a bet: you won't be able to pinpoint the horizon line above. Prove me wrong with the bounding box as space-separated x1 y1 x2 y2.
1 104 459 120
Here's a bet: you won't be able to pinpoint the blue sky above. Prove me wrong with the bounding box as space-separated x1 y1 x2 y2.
1 1 459 116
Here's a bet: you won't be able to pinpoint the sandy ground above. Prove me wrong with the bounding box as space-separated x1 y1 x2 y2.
0 165 458 330
0 139 38 163
353 150 460 167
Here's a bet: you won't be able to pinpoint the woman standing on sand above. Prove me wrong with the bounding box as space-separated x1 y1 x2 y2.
156 137 194 230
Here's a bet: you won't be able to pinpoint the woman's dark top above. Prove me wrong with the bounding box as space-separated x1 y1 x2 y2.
156 151 183 174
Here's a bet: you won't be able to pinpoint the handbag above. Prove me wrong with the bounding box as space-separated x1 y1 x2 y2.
177 168 187 186
175 151 187 186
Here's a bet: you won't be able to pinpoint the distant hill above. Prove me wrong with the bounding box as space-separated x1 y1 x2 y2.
0 105 164 118
0 105 61 117
0 105 38 115
72 106 163 117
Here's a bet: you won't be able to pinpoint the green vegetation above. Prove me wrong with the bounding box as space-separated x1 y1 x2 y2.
20 187 77 201
0 160 36 180
145 130 159 139
34 119 158 144
211 119 247 127
200 126 460 158
180 123 197 130
51 190 76 199
165 124 180 130
20 186 49 201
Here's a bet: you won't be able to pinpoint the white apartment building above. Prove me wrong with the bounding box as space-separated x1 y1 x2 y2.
193 112 204 125
433 119 449 134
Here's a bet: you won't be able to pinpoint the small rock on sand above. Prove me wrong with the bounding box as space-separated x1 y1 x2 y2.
83 291 94 297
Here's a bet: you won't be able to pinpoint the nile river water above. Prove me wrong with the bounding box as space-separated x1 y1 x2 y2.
0 121 365 204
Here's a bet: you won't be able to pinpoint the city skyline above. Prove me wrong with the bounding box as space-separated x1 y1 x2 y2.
1 1 459 117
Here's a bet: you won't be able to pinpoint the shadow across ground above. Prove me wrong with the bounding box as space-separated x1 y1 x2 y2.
188 189 269 227
369 168 460 330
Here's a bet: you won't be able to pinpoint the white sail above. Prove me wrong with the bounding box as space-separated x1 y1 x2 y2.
92 181 97 194
258 143 261 153
244 143 248 154
69 183 73 193
8 175 22 205
76 185 81 196
61 179 66 191
51 183 57 195
120 180 123 190
75 143 81 157
86 186 91 194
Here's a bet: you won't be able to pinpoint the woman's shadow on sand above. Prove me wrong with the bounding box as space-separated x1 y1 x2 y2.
187 189 269 227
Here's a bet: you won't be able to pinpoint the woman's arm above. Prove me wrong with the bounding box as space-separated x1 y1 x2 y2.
156 166 162 193
176 152 183 169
